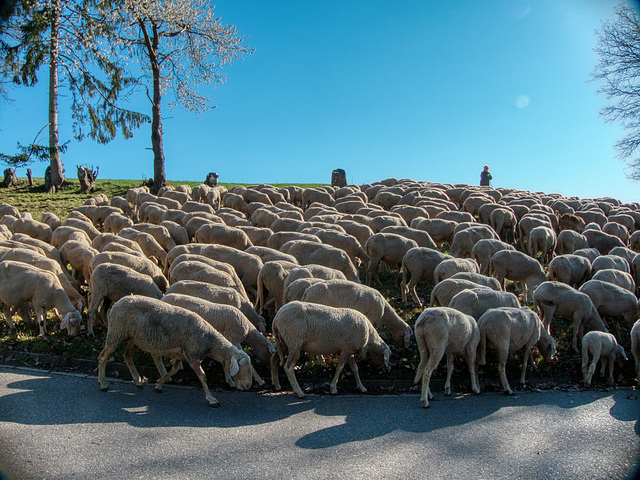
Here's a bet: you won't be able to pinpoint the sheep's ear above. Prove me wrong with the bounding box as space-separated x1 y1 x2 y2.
59 314 69 330
404 329 412 349
229 357 240 377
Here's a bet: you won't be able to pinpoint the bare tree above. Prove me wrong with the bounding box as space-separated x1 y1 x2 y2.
107 0 252 193
593 4 640 180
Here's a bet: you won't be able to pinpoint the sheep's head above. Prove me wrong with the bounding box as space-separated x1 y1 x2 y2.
537 332 557 361
228 349 253 391
60 310 82 337
369 341 391 373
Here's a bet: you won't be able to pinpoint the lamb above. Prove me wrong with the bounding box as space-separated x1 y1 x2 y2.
471 238 515 275
490 250 547 302
449 225 499 259
270 301 391 398
165 280 266 333
89 251 168 292
400 247 452 305
592 269 636 293
301 279 413 350
365 232 419 285
433 258 480 283
476 307 556 395
547 254 592 288
0 261 83 337
281 239 360 282
447 288 521 320
631 320 640 385
413 307 480 408
532 281 607 351
528 225 557 265
97 295 253 407
0 248 83 310
87 263 163 337
161 293 274 386
169 261 248 300
579 279 639 335
556 230 588 255
430 279 492 308
581 331 627 387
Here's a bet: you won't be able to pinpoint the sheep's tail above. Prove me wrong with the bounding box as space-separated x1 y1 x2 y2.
478 327 487 366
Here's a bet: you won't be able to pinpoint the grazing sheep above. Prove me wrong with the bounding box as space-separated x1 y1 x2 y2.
592 269 636 293
245 246 299 264
447 288 520 320
281 239 360 282
400 247 453 305
60 239 100 285
103 212 134 234
490 250 547 302
532 281 607 351
62 217 100 240
490 208 518 243
591 254 630 274
169 261 248 299
301 279 413 350
449 272 502 290
556 230 588 255
528 226 557 265
119 228 168 266
40 212 61 231
168 253 247 298
89 251 168 292
270 301 391 398
97 296 253 407
282 277 326 303
413 307 480 408
581 331 627 387
92 233 144 254
165 280 266 333
476 307 556 395
471 238 515 275
379 225 438 250
129 223 177 252
255 260 300 314
579 279 639 335
303 228 371 266
430 278 492 308
573 247 601 264
631 320 640 385
602 221 630 244
449 225 499 259
161 293 274 386
584 229 625 255
412 218 457 247
365 232 419 285
9 217 53 243
11 233 65 269
87 263 163 338
547 254 592 288
433 258 480 283
266 231 321 251
0 261 82 337
51 225 92 249
194 223 254 250
558 213 586 232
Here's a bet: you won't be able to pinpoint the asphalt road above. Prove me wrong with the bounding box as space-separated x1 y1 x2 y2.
0 365 638 480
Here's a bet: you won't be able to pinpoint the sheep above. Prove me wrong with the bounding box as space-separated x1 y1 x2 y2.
336 219 374 247
11 233 65 268
602 221 630 244
631 320 640 385
449 225 499 259
518 215 552 249
301 279 413 350
302 228 371 266
194 223 254 250
490 250 547 302
528 226 557 265
129 223 177 252
103 212 134 233
532 281 608 351
238 226 272 247
400 247 452 305
558 213 586 232
556 230 588 255
183 214 224 240
161 293 274 386
165 280 266 333
266 231 321 251
97 296 253 407
430 278 492 308
0 261 82 337
547 254 592 288
92 233 144 254
270 301 391 398
245 246 299 264
433 258 480 284
169 261 248 300
89 251 168 292
365 232 419 285
592 269 636 293
413 307 480 408
40 212 61 231
110 196 133 218
62 217 100 240
581 331 627 387
476 307 556 395
579 279 639 335
51 225 91 249
379 225 438 250
60 239 99 285
449 271 502 290
447 288 520 320
573 247 601 264
281 239 360 282
87 263 163 338
9 217 53 243
119 228 168 266
255 260 300 314
0 248 83 310
584 229 625 254
471 238 515 275
138 202 167 224
167 253 248 301
282 277 326 303
591 254 630 274
490 208 518 243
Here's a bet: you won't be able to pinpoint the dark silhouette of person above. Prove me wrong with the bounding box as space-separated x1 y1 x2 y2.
480 165 492 186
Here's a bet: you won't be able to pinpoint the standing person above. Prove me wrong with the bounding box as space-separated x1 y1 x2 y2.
480 165 492 187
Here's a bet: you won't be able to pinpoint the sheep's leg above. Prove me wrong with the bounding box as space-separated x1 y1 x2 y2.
329 351 351 395
444 353 455 396
223 367 237 388
97 342 118 391
420 346 444 408
284 350 305 398
607 356 616 386
123 339 145 388
187 360 220 407
155 359 183 393
520 348 531 388
36 307 47 337
585 344 601 386
2 305 15 331
465 344 481 395
151 354 176 383
347 356 367 393
572 314 584 353
270 352 282 391
497 344 513 395
250 364 266 387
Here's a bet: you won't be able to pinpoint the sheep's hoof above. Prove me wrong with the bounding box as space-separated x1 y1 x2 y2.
100 386 109 392
296 392 306 399
421 402 430 409
472 388 481 395
358 386 367 394
154 385 163 393
209 400 221 408
504 390 515 396
444 388 451 396
135 384 144 390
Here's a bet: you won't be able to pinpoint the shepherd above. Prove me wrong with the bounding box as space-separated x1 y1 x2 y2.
480 165 492 187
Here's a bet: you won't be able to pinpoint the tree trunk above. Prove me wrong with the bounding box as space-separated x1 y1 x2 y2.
150 25 165 194
48 0 64 193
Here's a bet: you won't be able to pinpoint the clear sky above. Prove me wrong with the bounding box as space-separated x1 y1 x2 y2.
1 0 637 202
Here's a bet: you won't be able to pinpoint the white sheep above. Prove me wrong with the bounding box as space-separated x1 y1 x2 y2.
400 247 452 305
119 228 168 266
194 223 254 250
281 239 360 282
430 278 492 308
579 279 639 336
528 225 557 265
245 245 299 264
282 277 326 303
591 254 630 274
547 254 592 288
471 238 515 275
581 331 627 387
301 279 413 350
60 239 99 285
89 251 168 292
490 250 547 302
573 247 601 264
169 260 247 299
87 262 163 338
270 301 391 398
433 258 480 284
591 269 636 293
0 260 82 337
165 280 266 334
364 232 419 285
97 295 253 407
532 281 607 351
556 230 588 255
447 288 520 320
449 225 499 259
476 307 556 395
413 307 480 408
449 272 502 290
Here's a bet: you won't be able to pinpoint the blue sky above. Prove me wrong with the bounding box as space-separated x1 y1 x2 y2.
1 0 637 202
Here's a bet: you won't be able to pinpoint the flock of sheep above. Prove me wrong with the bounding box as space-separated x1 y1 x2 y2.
0 178 639 408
